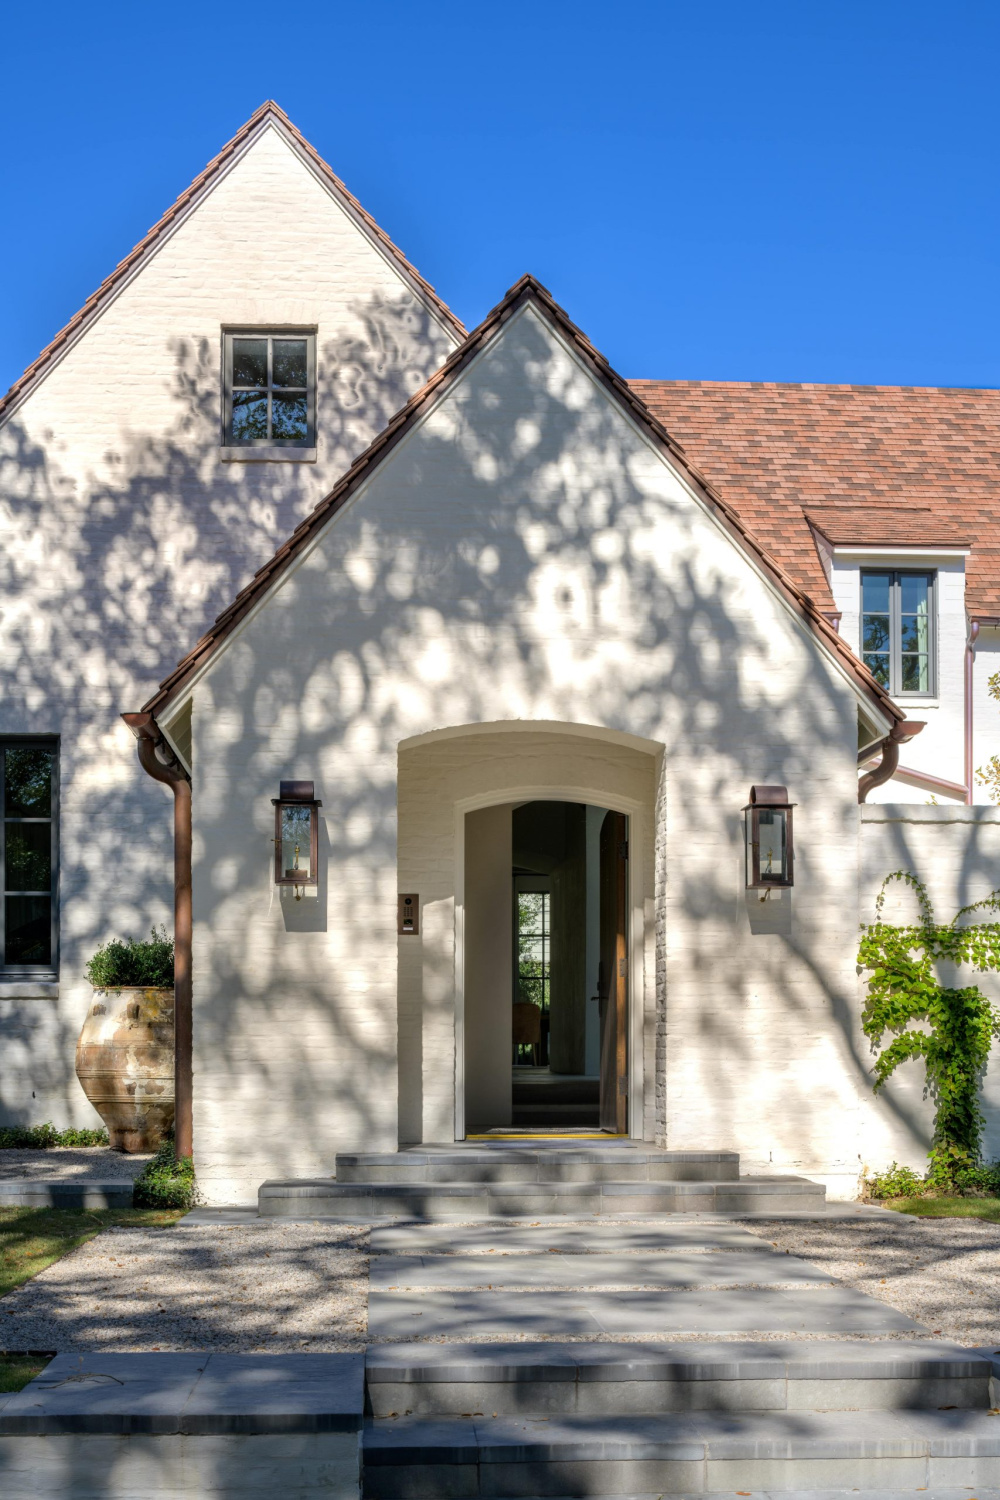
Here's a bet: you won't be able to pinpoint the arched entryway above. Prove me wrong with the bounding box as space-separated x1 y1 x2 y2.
396 722 662 1146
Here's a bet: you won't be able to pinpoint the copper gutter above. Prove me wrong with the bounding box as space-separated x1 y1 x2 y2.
121 712 192 1163
893 764 970 801
857 720 926 803
965 620 981 805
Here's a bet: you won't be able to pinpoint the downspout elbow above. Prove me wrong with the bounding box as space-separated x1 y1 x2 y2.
858 719 925 803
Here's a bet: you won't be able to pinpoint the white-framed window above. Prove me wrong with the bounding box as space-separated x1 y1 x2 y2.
222 331 316 447
1 740 58 977
862 570 937 696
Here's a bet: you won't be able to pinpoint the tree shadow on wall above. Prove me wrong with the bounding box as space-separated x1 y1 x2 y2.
172 300 943 1183
0 291 453 1126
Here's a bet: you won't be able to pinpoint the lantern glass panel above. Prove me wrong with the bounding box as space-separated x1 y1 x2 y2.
757 808 786 882
280 804 313 881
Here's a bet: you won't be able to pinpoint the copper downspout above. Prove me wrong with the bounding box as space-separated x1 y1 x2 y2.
121 712 192 1163
857 720 926 803
965 620 981 805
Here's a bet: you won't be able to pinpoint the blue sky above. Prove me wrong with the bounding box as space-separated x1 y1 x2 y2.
3 1 999 394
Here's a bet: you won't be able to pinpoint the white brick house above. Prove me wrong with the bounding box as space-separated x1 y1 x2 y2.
2 104 999 1201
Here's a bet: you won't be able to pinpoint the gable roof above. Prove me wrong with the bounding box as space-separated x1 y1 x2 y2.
141 274 902 728
631 380 1000 618
0 101 465 425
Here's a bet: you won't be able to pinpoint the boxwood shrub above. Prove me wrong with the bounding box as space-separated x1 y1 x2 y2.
133 1136 195 1210
85 927 174 989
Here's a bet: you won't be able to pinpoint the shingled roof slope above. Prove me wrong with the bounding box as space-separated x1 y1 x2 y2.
630 380 1000 619
142 276 901 728
0 101 465 424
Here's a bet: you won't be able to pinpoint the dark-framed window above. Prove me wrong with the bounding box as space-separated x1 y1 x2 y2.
862 570 936 696
1 740 58 976
223 331 316 446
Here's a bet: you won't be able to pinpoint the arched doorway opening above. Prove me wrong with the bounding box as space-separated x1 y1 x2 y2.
396 721 660 1147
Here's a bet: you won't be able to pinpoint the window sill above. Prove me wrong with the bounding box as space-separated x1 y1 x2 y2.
219 446 317 464
0 981 58 999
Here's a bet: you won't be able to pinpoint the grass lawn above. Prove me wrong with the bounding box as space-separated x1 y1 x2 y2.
0 1205 182 1302
0 1353 49 1392
887 1195 1000 1220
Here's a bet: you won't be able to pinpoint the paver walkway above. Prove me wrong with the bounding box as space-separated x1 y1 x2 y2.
366 1219 923 1342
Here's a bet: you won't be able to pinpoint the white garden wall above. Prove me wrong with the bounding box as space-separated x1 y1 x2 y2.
860 803 1000 1171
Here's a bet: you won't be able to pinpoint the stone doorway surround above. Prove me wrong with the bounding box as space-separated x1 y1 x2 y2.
395 722 662 1148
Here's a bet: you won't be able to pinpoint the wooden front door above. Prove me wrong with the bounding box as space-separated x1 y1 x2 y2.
598 811 628 1134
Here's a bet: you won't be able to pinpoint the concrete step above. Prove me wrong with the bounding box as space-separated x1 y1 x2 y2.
360 1407 1000 1497
335 1149 740 1185
365 1340 993 1416
259 1176 825 1220
0 1179 133 1209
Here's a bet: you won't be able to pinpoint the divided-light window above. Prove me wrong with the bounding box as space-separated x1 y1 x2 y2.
223 332 315 446
862 570 936 697
1 741 58 976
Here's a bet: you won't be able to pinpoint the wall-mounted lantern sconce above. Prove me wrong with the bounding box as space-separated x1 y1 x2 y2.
272 780 321 900
744 785 794 897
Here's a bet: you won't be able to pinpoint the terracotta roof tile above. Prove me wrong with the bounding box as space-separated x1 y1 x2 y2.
0 101 465 424
630 379 1000 616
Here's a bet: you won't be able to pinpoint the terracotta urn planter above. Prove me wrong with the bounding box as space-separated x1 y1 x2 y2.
75 986 175 1152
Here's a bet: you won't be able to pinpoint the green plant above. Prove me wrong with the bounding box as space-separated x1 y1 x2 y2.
864 1161 927 1200
85 926 174 989
133 1136 195 1210
858 871 1000 1187
976 670 1000 802
0 1123 109 1149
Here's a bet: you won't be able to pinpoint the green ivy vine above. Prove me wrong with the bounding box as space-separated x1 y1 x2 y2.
858 871 1000 1186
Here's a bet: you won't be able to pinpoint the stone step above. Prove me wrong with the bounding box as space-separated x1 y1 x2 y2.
259 1175 826 1220
365 1340 992 1416
335 1149 741 1184
0 1179 133 1209
360 1408 1000 1498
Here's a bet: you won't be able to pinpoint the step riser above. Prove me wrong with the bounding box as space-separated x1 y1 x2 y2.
257 1182 821 1218
261 1190 825 1219
367 1373 989 1416
362 1454 1000 1498
336 1163 741 1184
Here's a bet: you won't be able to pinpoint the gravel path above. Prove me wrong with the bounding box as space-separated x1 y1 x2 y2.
0 1220 368 1352
0 1148 151 1181
741 1215 1000 1345
5 1209 999 1355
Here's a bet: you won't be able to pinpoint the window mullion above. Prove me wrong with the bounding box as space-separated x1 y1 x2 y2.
266 338 273 442
891 572 901 697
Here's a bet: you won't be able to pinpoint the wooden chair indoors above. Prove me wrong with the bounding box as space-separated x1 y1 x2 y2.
512 1001 542 1066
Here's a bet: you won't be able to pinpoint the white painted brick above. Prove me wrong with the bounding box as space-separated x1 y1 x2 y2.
0 123 458 1126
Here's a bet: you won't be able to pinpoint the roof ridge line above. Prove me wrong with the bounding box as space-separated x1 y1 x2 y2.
0 101 465 424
